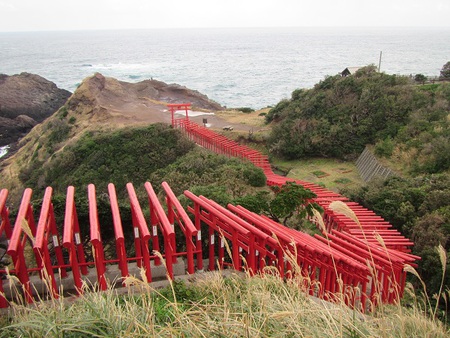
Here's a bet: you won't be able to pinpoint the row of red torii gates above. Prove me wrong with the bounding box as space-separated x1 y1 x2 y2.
0 103 419 312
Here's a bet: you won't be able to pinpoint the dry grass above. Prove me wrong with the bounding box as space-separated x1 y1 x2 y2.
274 157 364 192
215 108 269 129
1 255 448 337
1 270 448 337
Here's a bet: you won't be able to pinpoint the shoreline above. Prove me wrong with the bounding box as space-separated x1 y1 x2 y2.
0 145 10 159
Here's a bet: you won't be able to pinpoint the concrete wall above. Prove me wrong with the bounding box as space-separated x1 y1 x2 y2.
356 147 397 182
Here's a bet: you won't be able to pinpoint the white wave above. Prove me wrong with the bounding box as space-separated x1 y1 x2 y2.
90 63 152 71
0 145 10 159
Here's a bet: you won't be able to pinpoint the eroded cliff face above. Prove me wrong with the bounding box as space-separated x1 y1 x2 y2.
0 73 72 146
65 73 223 125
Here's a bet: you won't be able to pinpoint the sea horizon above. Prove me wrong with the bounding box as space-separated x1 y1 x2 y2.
1 26 449 109
1 25 450 33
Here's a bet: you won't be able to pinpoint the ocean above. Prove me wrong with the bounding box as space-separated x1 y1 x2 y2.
1 27 449 109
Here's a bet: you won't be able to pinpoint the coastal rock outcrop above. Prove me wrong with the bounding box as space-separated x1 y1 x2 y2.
0 73 71 146
0 72 229 201
63 73 225 126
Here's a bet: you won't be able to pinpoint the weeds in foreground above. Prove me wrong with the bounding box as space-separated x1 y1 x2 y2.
1 266 448 337
1 216 449 337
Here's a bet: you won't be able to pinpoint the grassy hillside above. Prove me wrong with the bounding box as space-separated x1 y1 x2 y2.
17 124 194 197
14 122 266 202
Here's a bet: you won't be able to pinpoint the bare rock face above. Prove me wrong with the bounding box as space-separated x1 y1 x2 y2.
136 78 224 111
66 73 224 125
0 115 38 146
0 73 71 146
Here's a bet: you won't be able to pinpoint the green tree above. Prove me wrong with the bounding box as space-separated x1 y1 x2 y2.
414 73 427 85
440 61 450 80
234 182 322 226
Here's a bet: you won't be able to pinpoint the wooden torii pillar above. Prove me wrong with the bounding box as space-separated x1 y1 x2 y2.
167 103 191 127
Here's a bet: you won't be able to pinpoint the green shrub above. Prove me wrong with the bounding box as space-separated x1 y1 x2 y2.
374 137 395 158
47 120 71 145
243 166 266 187
58 105 68 118
236 107 254 113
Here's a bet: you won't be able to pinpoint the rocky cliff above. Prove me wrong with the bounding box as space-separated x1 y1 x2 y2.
64 73 223 126
0 72 226 202
0 73 72 146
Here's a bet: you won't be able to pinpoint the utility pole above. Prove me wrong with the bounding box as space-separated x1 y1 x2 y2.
378 51 382 72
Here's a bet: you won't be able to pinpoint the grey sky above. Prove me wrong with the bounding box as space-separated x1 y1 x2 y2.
0 0 449 32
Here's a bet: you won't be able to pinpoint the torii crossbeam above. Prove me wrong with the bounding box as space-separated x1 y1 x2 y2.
167 103 191 126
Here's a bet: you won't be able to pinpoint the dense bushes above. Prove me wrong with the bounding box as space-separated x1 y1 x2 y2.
265 65 448 161
149 148 266 199
344 174 450 296
265 66 450 303
19 123 196 197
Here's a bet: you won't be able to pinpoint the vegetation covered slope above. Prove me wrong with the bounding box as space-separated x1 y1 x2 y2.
18 123 195 197
16 122 266 199
266 65 450 170
264 64 450 305
0 72 228 202
374 83 450 175
12 123 265 245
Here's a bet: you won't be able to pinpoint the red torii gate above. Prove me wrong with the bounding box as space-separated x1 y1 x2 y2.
168 103 191 126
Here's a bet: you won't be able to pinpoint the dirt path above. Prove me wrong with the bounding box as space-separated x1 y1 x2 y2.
102 96 260 133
